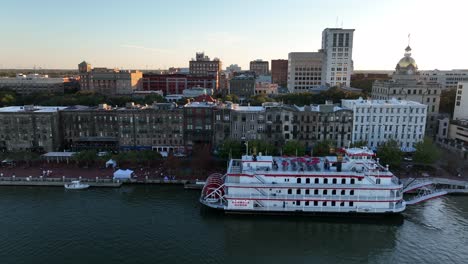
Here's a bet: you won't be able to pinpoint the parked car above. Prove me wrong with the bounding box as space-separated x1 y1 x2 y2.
403 157 413 161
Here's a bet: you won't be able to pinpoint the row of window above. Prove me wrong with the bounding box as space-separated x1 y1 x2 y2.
292 201 354 207
285 177 359 184
286 188 356 196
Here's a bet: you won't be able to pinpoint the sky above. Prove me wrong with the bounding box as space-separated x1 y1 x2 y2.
0 0 466 71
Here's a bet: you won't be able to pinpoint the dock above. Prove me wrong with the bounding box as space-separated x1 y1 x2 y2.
0 177 122 188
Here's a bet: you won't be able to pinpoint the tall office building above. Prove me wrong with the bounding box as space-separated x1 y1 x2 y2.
321 28 355 87
454 82 468 120
271 59 288 87
189 52 222 90
287 52 325 93
249 60 269 76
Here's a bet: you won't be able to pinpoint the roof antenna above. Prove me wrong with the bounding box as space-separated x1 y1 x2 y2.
408 33 411 47
341 19 343 28
335 16 338 27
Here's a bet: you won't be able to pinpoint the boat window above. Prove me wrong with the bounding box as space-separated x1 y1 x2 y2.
297 178 301 184
305 201 309 206
314 201 318 206
349 201 354 207
376 178 381 184
350 190 354 195
332 178 337 184
288 189 292 194
350 178 355 184
305 189 310 195
341 190 345 195
323 190 328 195
331 201 336 206
306 178 310 184
322 201 327 207
341 178 346 184
324 178 328 184
296 201 301 206
315 178 319 184
296 189 301 194
332 190 336 195
314 189 318 195
340 202 344 207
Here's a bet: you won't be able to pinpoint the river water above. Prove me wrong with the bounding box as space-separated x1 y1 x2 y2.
0 185 466 264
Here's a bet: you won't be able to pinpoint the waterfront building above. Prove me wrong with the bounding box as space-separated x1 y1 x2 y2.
271 59 288 87
142 73 217 95
189 52 222 90
78 61 143 96
321 28 355 87
249 60 269 76
0 106 66 152
420 69 468 90
60 103 184 152
263 103 296 147
371 46 441 135
229 75 256 99
213 103 233 148
0 73 65 95
342 98 427 151
293 102 353 150
183 96 217 150
229 104 267 142
287 52 325 93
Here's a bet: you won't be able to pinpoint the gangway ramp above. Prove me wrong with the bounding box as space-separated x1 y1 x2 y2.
403 180 433 193
405 190 447 205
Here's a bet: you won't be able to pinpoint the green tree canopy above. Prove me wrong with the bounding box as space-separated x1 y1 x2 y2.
376 139 402 168
249 139 276 156
217 140 243 159
283 140 306 156
413 137 441 165
350 140 368 148
73 150 97 167
313 140 335 157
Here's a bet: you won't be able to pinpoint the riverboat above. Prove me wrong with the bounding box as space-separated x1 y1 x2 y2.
200 147 406 215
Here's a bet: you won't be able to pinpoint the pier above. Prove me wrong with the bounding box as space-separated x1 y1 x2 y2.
0 176 122 188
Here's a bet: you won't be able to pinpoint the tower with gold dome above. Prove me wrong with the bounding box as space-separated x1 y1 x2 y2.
371 45 442 135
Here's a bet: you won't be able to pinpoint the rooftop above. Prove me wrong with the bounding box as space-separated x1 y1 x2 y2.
0 106 67 113
341 98 426 107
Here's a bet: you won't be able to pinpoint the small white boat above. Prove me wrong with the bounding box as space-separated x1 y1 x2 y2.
64 180 90 190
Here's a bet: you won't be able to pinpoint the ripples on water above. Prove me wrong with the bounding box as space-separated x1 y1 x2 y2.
0 186 466 264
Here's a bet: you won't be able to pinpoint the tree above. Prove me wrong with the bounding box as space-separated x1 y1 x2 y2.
283 140 306 156
376 140 402 168
248 95 274 106
413 137 441 165
350 140 368 148
138 150 162 166
217 140 243 159
313 140 335 156
250 140 276 156
73 150 97 167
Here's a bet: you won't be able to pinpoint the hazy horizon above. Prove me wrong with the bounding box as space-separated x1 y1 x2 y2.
1 0 466 71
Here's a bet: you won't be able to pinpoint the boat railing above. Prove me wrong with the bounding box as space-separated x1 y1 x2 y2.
226 193 403 202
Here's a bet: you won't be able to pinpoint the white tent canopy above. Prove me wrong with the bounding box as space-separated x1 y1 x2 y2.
106 159 117 168
113 169 133 180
